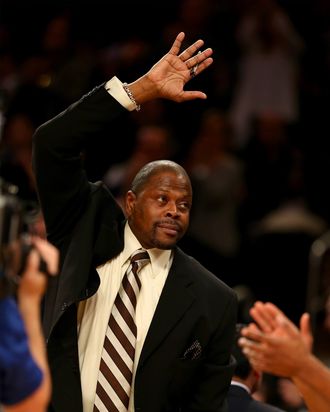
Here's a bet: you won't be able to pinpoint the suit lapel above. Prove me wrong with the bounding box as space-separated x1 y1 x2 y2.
138 248 196 366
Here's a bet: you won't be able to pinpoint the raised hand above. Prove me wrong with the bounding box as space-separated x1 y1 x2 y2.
17 236 59 304
128 32 213 104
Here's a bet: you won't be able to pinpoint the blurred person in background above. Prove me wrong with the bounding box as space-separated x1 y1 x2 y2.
230 0 304 148
0 236 59 412
228 323 286 412
238 111 326 324
182 107 245 285
0 113 38 203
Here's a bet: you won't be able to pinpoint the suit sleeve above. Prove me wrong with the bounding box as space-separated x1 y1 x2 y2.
32 84 126 243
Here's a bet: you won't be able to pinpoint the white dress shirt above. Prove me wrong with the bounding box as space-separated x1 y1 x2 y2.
104 76 137 112
78 221 172 412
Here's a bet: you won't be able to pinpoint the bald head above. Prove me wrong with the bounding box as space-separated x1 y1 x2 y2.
130 160 192 195
125 160 192 249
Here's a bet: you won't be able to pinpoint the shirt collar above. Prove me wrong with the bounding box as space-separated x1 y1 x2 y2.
230 380 251 394
122 222 172 278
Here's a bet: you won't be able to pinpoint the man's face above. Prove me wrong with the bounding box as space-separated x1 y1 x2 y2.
125 171 192 249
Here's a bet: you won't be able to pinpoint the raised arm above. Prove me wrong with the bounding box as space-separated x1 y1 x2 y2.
32 32 213 243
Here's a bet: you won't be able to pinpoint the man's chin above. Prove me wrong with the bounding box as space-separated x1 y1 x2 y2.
153 238 177 250
152 227 184 249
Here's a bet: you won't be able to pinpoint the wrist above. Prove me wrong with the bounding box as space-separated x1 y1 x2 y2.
18 295 42 312
127 74 158 105
122 83 141 111
291 352 314 379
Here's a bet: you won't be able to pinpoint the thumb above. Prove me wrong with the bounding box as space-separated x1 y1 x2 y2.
300 312 313 351
25 248 40 272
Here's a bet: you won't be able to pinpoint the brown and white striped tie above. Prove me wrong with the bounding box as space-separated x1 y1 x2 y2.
93 249 150 412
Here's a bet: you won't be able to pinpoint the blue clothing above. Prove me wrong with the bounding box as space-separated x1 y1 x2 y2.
0 297 42 405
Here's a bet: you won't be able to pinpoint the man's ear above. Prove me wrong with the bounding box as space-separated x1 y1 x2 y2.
125 190 136 216
250 369 263 394
253 369 262 382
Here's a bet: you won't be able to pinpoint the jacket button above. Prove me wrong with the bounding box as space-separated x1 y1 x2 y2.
61 302 68 311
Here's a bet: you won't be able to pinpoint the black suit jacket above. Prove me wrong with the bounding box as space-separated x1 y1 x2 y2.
33 84 238 412
227 385 286 412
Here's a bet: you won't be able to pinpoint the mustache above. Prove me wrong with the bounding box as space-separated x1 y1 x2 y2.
155 219 183 232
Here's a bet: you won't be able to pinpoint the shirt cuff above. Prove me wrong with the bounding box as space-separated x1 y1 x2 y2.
105 76 136 111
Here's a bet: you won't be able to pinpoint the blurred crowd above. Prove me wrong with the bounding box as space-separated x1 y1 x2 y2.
1 0 330 409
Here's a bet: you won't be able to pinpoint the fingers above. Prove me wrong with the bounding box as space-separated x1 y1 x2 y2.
170 31 213 66
250 301 300 338
250 301 276 333
240 324 280 348
25 248 41 272
239 336 261 353
240 323 265 342
31 236 59 276
189 58 213 84
149 32 213 102
300 312 313 351
300 312 311 335
179 38 204 64
275 313 300 337
169 31 186 56
264 302 286 319
238 336 267 368
184 48 213 72
180 90 208 101
250 301 292 333
18 249 46 299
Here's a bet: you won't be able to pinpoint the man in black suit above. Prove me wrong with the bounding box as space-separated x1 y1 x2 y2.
227 324 285 412
33 32 238 412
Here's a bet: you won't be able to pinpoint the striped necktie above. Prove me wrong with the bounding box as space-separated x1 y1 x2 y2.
93 249 150 412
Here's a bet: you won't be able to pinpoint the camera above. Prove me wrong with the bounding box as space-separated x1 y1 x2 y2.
0 178 38 298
